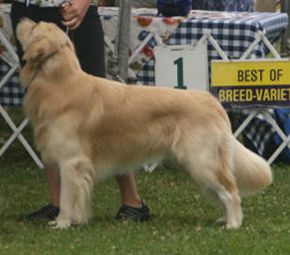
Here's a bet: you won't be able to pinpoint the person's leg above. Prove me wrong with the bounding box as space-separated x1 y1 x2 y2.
21 167 60 221
115 173 142 207
71 5 105 77
115 175 151 221
115 173 151 221
46 167 60 207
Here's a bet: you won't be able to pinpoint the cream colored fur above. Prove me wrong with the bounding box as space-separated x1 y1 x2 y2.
16 19 272 230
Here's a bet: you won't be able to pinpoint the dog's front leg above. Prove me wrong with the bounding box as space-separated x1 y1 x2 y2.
48 159 78 229
49 157 95 229
48 161 74 229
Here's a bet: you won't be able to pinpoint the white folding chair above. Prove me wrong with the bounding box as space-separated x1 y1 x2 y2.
0 30 44 168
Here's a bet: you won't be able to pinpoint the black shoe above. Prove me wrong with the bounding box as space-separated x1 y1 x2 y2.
115 201 152 222
20 204 60 222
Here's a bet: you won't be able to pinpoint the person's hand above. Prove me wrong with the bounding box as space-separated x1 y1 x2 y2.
61 0 91 30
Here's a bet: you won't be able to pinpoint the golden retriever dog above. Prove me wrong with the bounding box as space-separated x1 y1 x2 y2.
16 19 272 230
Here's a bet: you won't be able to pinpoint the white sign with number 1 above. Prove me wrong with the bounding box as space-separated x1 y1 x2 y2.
154 42 209 91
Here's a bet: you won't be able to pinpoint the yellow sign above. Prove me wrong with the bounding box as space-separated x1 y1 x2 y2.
211 59 290 107
212 59 290 87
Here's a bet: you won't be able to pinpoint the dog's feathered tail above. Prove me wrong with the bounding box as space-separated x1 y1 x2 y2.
232 138 272 197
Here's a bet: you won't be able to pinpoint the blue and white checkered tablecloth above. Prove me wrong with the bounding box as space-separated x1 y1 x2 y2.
0 61 23 106
0 9 288 106
137 11 288 85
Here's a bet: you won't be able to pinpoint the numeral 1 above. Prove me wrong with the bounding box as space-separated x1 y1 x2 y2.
174 57 187 89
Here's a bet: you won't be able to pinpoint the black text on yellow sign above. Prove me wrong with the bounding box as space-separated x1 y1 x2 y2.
211 86 290 105
211 60 290 86
211 60 290 106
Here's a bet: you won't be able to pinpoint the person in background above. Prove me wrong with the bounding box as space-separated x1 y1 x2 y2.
224 0 254 11
0 0 151 222
255 0 277 12
192 0 254 12
132 0 156 8
99 0 156 8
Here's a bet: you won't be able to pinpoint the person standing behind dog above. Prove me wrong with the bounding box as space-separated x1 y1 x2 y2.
192 0 254 11
255 0 277 12
0 0 151 222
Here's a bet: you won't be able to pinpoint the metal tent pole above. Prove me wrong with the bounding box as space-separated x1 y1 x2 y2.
115 0 132 83
281 0 290 55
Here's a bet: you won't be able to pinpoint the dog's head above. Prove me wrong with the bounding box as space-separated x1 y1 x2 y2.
16 18 74 65
16 19 78 88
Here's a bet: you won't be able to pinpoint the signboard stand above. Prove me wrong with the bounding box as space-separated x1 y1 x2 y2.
210 31 290 165
154 41 209 91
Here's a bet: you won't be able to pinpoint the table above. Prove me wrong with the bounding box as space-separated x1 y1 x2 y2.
136 9 288 85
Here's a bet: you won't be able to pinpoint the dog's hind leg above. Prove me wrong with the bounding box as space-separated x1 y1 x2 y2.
214 186 242 229
214 143 243 229
178 141 243 229
188 163 242 229
49 156 95 229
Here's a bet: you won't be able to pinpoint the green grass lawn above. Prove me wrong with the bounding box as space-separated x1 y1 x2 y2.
0 109 290 255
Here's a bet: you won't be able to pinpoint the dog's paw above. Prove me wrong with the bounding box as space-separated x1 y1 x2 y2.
225 221 241 230
48 219 72 229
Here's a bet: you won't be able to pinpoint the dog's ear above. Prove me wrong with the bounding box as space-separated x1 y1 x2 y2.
23 36 62 64
23 37 51 64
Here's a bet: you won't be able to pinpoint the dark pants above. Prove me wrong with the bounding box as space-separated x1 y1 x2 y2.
10 2 106 78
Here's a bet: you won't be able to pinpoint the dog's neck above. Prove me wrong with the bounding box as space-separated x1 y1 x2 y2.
20 61 44 89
